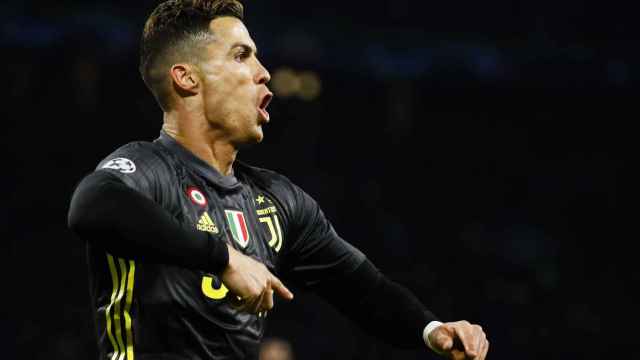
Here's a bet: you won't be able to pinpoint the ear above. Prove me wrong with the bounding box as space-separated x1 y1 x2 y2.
169 63 200 94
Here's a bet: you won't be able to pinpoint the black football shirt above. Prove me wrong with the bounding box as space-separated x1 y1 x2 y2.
84 131 365 360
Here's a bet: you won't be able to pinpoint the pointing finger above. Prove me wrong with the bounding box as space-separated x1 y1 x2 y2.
270 275 294 300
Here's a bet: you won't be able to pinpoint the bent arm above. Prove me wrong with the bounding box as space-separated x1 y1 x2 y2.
68 171 229 274
313 260 439 349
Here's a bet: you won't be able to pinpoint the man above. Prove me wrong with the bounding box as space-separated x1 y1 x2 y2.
68 1 489 359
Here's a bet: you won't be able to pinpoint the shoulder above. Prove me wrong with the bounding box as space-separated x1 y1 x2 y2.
95 141 174 197
236 161 300 194
97 141 168 173
236 161 306 210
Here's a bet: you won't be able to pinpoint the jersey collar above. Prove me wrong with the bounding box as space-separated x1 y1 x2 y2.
156 131 242 191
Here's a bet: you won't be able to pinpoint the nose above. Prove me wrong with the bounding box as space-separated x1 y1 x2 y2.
255 59 271 85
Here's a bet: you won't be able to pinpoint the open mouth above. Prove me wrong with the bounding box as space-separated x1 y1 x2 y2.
257 92 273 122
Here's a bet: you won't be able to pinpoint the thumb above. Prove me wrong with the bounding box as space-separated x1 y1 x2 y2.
430 329 454 352
270 275 294 300
441 337 453 351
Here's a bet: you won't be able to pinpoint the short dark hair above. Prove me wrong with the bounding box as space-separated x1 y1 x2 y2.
139 0 244 111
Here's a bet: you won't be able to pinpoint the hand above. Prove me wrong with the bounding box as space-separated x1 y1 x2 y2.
221 244 294 314
428 320 489 360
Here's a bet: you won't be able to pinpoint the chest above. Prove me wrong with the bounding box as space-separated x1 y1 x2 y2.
169 174 286 271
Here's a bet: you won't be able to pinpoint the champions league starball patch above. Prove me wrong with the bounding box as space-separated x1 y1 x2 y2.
102 158 136 174
186 186 208 207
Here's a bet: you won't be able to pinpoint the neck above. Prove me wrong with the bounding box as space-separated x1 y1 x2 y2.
162 111 237 176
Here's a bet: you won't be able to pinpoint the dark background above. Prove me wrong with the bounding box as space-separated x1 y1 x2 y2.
3 0 638 359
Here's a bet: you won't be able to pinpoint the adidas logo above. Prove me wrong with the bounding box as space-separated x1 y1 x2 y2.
197 212 219 234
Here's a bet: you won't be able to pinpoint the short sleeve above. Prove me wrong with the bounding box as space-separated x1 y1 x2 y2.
96 142 169 201
282 184 366 287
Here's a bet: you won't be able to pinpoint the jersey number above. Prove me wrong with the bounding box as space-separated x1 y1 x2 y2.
201 275 229 300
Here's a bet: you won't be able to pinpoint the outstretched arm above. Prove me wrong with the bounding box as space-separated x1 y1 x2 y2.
313 260 489 358
282 182 489 357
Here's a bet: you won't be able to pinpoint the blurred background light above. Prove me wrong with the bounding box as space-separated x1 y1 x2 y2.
271 68 322 100
271 67 300 98
297 71 322 100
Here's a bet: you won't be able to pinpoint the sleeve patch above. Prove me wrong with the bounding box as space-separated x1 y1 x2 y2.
102 158 137 174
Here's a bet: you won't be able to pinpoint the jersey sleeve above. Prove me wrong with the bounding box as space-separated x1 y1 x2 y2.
281 183 366 287
273 178 437 349
69 142 229 273
96 142 169 201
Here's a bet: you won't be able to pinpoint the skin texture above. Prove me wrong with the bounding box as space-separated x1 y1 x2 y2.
155 15 488 359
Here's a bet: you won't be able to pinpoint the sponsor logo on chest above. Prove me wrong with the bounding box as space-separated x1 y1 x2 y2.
196 212 219 234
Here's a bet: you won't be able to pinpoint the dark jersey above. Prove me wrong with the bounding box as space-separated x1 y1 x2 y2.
86 131 365 360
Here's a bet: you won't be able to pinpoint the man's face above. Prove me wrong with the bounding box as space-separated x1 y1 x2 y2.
198 17 272 145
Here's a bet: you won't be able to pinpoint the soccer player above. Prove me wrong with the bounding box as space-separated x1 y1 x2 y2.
68 1 489 359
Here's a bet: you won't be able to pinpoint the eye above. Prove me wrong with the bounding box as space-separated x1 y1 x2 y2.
234 50 250 62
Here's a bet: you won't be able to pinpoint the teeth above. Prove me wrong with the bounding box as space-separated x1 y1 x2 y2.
260 94 272 109
258 107 270 121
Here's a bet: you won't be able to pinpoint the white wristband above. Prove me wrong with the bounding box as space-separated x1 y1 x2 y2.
422 321 444 353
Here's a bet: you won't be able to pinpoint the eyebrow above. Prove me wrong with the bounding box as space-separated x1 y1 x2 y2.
230 42 258 56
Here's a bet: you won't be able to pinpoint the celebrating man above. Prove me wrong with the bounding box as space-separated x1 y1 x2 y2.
68 1 489 359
